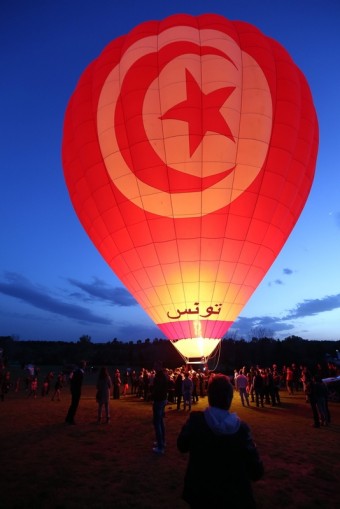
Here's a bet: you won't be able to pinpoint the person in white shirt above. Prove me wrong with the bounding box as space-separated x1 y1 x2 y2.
235 369 250 407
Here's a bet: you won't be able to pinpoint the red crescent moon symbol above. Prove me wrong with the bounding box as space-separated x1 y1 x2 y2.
115 42 236 193
97 27 272 218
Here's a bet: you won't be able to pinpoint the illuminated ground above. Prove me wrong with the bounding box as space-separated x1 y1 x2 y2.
1 368 339 509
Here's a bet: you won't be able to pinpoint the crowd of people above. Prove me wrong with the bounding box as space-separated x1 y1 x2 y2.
105 361 337 422
1 358 338 508
1 359 338 428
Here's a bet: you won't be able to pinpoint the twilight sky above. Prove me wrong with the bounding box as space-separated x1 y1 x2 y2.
1 0 340 343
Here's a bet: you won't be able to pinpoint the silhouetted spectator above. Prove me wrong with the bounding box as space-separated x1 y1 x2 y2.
96 366 112 424
65 361 86 425
152 361 168 454
177 374 264 508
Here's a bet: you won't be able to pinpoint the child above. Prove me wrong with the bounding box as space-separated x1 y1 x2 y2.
51 373 64 401
28 377 38 398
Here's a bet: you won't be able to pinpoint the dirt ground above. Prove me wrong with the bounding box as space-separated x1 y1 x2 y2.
0 368 339 509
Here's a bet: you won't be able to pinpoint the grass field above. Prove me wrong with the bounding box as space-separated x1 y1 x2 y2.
1 367 339 509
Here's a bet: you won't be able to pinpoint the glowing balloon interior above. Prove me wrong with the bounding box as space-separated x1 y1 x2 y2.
62 14 318 363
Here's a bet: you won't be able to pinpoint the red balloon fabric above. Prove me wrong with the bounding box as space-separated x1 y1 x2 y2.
62 14 318 362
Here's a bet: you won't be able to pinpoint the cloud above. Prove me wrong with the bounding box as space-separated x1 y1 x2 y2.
232 293 340 339
283 294 340 319
268 267 294 287
67 277 137 306
231 315 294 338
114 322 162 341
0 272 111 325
2 272 340 342
283 268 293 275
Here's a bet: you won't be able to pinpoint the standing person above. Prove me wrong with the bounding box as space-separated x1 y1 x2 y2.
121 370 129 397
65 361 86 425
308 375 330 428
142 368 150 401
151 360 168 454
182 372 193 411
198 370 206 398
113 369 121 399
96 366 112 424
314 376 330 426
177 374 264 508
0 370 11 401
247 368 255 403
286 366 294 395
266 368 277 406
51 372 64 401
191 372 199 404
253 369 265 408
301 366 312 402
235 369 250 407
41 371 54 397
175 371 184 410
28 377 38 398
130 370 137 395
272 367 281 406
167 373 176 404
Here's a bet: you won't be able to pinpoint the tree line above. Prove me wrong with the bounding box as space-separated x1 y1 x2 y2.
1 335 339 374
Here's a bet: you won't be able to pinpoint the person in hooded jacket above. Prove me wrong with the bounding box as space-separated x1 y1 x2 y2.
177 373 264 509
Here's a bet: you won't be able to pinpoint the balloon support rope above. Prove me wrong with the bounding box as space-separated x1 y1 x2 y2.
208 340 222 372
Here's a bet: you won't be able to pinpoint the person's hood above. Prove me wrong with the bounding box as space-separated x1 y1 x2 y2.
204 406 241 435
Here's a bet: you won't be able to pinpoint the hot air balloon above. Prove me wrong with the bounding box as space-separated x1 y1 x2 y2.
62 14 318 364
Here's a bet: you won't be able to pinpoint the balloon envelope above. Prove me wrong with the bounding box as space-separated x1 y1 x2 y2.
62 14 318 363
